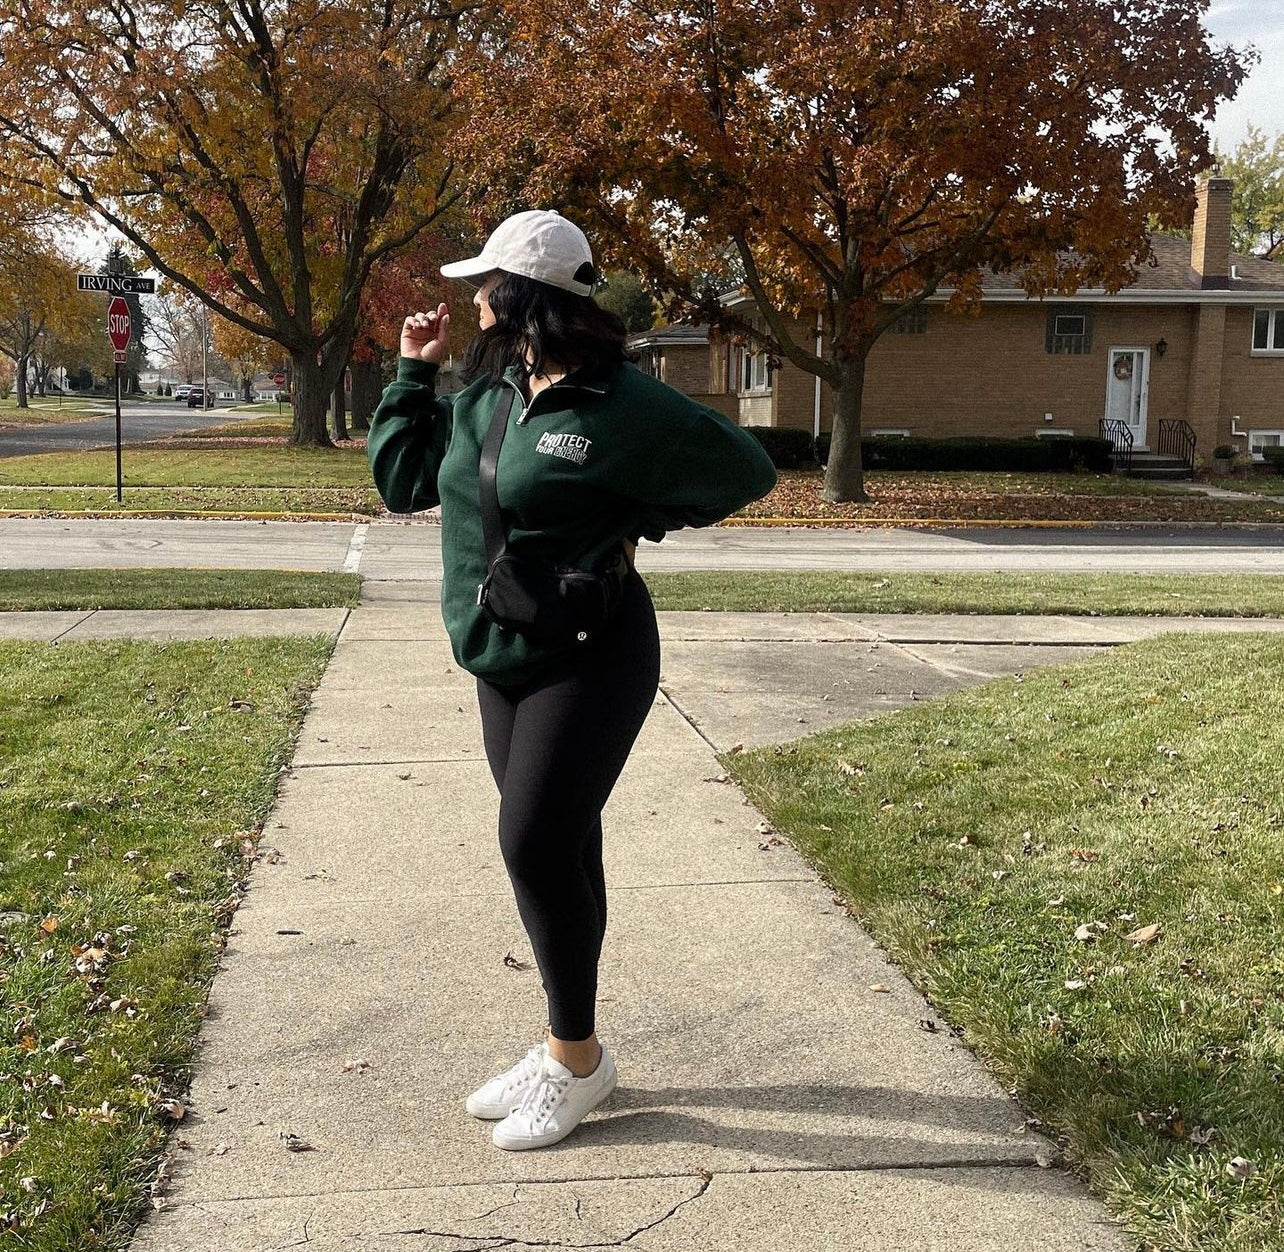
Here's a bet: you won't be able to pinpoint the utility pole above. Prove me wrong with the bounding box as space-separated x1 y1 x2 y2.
201 303 208 408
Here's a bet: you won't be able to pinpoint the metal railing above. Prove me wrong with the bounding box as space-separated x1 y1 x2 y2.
1099 418 1134 473
1157 419 1197 477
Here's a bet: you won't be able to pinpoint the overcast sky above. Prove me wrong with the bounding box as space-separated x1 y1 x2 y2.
1206 2 1284 152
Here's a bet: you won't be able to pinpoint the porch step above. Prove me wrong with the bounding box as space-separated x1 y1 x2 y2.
1112 451 1194 480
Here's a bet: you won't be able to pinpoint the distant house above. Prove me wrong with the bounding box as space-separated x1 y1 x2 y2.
689 177 1284 464
629 324 737 420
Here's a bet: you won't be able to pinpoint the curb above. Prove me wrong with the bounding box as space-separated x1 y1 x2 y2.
0 509 370 522
1 510 1284 530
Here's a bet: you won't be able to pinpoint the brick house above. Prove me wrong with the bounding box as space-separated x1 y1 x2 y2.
650 178 1284 465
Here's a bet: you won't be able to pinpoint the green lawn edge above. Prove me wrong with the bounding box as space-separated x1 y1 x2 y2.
725 632 1284 1251
0 637 334 1249
643 571 1284 618
0 570 360 611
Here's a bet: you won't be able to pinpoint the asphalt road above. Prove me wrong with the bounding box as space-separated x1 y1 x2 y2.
0 401 279 458
2 518 1284 575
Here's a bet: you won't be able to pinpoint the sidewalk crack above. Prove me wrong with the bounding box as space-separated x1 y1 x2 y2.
377 1176 711 1248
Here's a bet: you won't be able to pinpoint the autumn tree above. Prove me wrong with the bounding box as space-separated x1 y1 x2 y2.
454 0 1250 500
212 316 276 403
0 241 101 408
0 0 467 446
1217 126 1284 257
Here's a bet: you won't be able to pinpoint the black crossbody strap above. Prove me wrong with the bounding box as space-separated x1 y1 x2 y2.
478 385 519 565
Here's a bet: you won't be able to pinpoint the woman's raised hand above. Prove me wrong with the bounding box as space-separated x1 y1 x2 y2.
400 303 451 364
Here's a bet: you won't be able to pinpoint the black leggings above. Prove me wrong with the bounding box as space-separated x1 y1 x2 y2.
476 571 661 1040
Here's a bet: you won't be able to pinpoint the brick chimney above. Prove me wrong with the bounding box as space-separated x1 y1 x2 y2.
1190 177 1233 289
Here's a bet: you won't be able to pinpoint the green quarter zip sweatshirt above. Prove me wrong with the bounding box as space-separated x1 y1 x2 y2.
367 357 777 685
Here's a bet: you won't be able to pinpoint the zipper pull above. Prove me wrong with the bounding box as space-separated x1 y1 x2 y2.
517 404 531 425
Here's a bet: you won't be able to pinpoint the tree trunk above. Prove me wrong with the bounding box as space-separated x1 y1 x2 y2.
15 352 28 408
331 376 349 442
822 348 870 503
289 351 336 447
349 358 381 431
241 372 253 402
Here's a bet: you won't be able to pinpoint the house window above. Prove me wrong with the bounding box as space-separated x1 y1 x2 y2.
1046 307 1093 355
1252 309 1284 353
890 307 927 335
734 323 771 393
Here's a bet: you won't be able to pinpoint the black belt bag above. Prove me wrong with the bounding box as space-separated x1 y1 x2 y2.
476 387 628 647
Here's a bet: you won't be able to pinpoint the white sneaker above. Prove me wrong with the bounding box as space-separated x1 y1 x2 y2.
465 1042 547 1120
491 1045 617 1151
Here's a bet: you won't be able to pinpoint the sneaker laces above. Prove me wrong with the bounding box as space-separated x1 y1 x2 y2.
515 1067 571 1130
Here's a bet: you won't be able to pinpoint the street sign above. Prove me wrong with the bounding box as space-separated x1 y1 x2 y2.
108 297 131 351
77 274 156 295
273 372 287 386
113 350 128 364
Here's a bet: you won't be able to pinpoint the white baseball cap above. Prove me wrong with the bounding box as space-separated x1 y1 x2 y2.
440 210 598 296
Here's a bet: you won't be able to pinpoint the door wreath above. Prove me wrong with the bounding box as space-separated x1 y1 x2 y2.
1113 355 1134 382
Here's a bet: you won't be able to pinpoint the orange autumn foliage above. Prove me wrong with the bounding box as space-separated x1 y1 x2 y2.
452 0 1251 500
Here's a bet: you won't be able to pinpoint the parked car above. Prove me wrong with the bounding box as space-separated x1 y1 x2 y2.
186 387 213 409
174 385 192 401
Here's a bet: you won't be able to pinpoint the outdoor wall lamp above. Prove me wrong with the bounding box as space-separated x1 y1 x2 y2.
1156 338 1168 358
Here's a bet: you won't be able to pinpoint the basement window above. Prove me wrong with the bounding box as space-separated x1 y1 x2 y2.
1046 307 1093 355
1252 309 1284 353
1249 430 1284 461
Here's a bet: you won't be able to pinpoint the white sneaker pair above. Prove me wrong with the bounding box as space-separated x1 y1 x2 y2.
465 1040 617 1150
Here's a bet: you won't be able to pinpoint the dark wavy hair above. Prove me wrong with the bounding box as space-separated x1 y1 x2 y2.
458 271 633 386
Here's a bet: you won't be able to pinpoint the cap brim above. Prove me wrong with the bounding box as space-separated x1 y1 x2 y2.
440 255 494 280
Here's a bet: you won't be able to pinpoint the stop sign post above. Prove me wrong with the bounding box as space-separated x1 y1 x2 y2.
107 296 130 501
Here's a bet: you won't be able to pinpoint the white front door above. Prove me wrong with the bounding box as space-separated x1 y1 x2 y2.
1105 348 1149 448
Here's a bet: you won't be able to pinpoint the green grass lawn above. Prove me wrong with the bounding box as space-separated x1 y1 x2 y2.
0 447 378 515
0 448 370 488
0 637 332 1249
728 632 1284 1251
1205 475 1284 499
642 571 1284 617
0 569 360 611
0 397 103 424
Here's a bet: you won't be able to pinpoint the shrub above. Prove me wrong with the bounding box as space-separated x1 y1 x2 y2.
812 433 1113 473
1213 444 1237 459
744 426 815 469
1261 447 1284 474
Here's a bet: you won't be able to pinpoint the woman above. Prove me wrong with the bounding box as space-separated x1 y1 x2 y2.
368 209 776 1151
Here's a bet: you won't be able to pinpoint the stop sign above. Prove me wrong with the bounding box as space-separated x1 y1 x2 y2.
107 297 131 351
273 372 286 386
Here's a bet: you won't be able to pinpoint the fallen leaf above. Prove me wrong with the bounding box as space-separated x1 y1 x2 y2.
1125 923 1162 946
156 1099 186 1121
503 951 532 971
37 915 58 934
279 1131 316 1153
868 982 890 993
1226 1156 1257 1180
342 1059 373 1074
209 1143 231 1156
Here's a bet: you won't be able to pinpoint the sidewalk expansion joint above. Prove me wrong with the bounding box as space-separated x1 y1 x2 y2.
50 608 98 643
289 756 489 770
656 686 718 753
